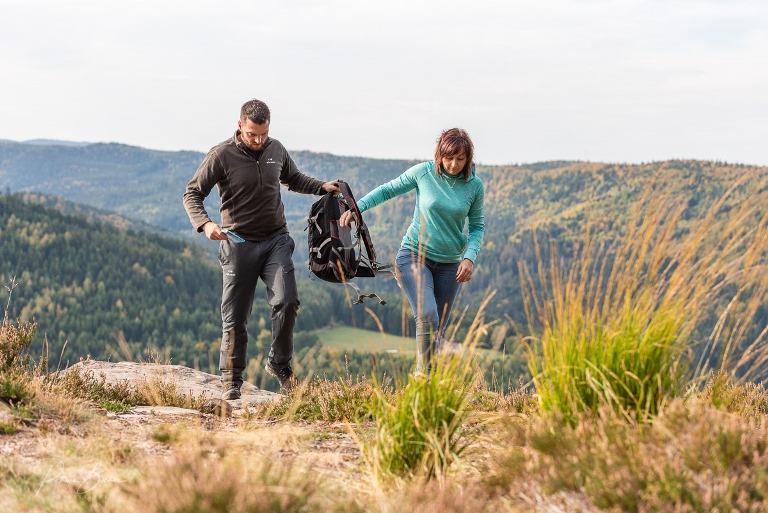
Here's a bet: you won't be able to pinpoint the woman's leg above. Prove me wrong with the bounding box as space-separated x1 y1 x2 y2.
431 261 461 350
396 248 440 374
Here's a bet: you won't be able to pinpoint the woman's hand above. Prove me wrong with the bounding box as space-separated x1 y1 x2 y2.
456 259 474 283
339 210 358 227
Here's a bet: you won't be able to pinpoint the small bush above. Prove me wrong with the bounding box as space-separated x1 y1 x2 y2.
0 320 36 372
98 400 132 414
0 371 33 405
700 372 768 419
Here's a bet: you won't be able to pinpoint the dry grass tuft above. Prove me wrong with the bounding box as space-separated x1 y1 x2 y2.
486 399 768 512
94 443 324 513
52 365 208 413
699 372 768 420
249 375 379 422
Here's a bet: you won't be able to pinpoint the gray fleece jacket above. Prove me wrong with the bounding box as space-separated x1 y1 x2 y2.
183 132 325 241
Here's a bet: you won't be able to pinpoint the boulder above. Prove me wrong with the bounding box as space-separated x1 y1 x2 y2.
64 360 279 414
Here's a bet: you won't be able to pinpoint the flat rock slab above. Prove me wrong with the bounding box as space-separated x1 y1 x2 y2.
119 406 204 418
65 360 280 412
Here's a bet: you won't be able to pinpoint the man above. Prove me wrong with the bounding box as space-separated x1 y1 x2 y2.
183 99 339 399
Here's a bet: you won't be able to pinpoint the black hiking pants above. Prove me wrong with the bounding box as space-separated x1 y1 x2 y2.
218 232 299 382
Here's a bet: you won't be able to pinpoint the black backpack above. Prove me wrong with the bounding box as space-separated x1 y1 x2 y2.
306 181 390 304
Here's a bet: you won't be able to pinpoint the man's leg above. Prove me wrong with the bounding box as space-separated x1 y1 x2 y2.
219 240 261 397
260 233 300 372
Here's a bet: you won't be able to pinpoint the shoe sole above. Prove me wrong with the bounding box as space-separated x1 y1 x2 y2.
221 389 241 400
264 364 297 391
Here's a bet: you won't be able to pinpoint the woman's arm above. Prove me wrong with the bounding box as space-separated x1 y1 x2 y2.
356 162 426 213
340 162 426 226
463 182 485 263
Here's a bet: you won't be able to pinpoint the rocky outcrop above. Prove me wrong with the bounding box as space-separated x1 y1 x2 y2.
65 360 279 416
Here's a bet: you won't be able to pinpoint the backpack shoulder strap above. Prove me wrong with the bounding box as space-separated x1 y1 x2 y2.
337 181 381 268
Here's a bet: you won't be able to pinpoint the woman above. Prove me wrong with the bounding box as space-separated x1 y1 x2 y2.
340 128 485 373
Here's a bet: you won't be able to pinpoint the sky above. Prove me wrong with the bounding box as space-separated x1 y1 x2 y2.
1 0 767 165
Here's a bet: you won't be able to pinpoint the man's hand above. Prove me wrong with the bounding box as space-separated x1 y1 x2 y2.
339 210 358 227
203 221 228 241
456 259 474 283
322 181 341 193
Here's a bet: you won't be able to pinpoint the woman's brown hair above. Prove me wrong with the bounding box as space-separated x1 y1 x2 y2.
434 128 474 181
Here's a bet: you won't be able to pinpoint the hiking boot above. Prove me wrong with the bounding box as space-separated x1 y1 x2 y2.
221 370 243 400
264 362 298 391
221 385 241 400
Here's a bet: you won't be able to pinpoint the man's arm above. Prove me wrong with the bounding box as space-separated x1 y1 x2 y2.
279 147 328 194
182 150 224 233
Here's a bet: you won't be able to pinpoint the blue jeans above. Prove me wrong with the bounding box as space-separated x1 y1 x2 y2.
395 247 461 373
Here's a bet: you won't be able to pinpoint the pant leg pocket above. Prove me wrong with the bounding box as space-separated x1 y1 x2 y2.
219 240 232 266
280 235 296 274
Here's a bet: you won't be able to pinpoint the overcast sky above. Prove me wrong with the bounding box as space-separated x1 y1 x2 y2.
1 0 766 165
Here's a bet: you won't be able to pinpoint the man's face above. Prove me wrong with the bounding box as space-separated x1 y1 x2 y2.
238 118 269 151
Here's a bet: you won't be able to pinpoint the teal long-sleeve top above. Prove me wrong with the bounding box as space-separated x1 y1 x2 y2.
357 161 485 263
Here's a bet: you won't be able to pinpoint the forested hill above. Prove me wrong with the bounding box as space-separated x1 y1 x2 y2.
0 194 385 368
2 139 767 364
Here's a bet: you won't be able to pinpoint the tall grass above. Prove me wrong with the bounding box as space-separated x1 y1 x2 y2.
522 180 768 422
365 351 478 480
364 294 495 481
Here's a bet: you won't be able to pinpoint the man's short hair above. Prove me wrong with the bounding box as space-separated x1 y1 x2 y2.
240 99 270 124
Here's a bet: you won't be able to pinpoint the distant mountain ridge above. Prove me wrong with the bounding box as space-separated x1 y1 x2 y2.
0 139 420 234
2 138 766 339
21 139 93 147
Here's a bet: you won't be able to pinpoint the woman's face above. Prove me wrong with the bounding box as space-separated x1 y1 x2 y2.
442 153 467 176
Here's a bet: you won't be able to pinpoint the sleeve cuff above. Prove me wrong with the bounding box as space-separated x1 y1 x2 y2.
195 218 212 232
462 250 478 262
